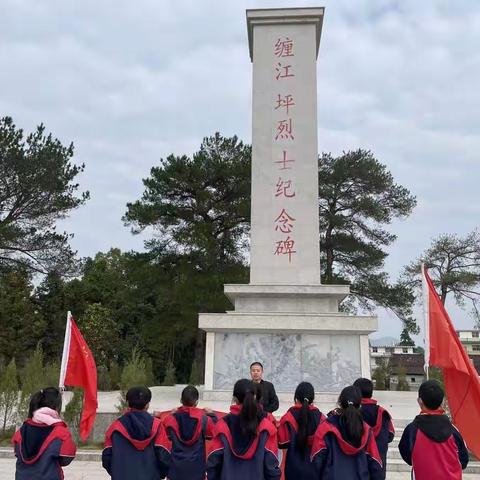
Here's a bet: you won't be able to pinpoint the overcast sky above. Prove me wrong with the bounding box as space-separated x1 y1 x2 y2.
1 0 479 340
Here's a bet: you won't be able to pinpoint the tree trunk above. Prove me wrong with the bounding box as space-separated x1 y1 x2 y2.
441 285 448 305
193 330 206 384
324 225 334 283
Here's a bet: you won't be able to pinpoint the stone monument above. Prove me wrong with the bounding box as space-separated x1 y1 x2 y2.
199 8 377 399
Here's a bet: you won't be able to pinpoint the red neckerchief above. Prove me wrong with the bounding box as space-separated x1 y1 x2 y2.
420 408 446 416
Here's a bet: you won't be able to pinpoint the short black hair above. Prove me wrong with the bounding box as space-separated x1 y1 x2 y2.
181 385 199 407
249 361 263 370
353 378 374 399
28 387 62 418
418 380 444 410
126 386 152 410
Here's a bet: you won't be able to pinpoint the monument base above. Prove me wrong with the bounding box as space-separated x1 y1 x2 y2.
199 284 377 397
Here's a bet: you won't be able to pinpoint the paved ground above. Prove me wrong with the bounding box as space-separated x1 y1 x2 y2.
0 459 407 479
2 458 478 479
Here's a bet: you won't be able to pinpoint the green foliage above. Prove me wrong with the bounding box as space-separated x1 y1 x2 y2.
0 268 46 362
372 358 391 391
189 360 200 386
97 365 111 391
78 303 119 368
0 358 19 433
109 360 121 390
18 345 46 420
124 133 251 266
117 348 148 412
34 272 73 361
318 150 417 334
0 116 88 275
145 357 155 387
43 361 60 389
18 346 60 420
162 360 176 386
396 366 410 391
403 229 480 324
399 328 415 346
64 388 83 442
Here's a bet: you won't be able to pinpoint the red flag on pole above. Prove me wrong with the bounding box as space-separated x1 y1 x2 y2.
422 265 480 458
59 311 98 441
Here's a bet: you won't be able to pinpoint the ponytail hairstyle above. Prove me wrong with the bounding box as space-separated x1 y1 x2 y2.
294 381 315 452
338 386 363 448
28 387 62 419
233 379 260 438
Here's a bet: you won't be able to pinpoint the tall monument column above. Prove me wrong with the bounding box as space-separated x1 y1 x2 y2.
199 8 377 399
248 9 321 285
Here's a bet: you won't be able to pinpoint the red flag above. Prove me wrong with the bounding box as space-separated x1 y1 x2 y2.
422 266 480 458
59 312 98 441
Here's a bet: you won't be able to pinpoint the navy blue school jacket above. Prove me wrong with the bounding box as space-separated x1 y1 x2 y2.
163 406 216 480
278 404 326 480
398 411 469 480
360 398 394 478
206 404 281 480
311 414 384 480
102 409 170 480
12 419 76 480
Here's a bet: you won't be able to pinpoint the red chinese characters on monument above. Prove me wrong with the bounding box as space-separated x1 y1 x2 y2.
275 150 295 170
274 37 294 57
272 37 298 262
274 208 296 234
274 237 296 262
275 94 295 115
275 63 295 80
275 118 294 141
275 177 295 198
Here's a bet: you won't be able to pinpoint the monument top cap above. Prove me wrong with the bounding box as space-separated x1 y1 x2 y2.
246 7 325 61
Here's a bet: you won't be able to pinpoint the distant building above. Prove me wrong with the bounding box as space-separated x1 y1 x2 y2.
370 343 415 373
389 354 425 390
457 330 480 356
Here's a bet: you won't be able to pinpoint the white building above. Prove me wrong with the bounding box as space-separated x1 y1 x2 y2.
370 344 415 373
457 330 480 356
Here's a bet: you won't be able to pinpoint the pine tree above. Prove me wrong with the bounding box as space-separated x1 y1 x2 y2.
0 358 19 433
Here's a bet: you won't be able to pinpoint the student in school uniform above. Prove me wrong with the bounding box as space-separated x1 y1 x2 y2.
353 377 394 478
399 379 469 480
206 378 281 480
12 387 76 480
311 385 384 480
102 386 170 480
163 385 217 480
278 381 325 480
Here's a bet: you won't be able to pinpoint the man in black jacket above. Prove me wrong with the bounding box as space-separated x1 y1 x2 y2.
250 362 279 413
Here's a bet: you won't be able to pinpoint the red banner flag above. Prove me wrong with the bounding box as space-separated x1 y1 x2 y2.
59 312 98 441
422 266 480 458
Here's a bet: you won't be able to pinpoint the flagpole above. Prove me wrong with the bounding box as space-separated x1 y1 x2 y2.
59 311 72 390
421 264 430 380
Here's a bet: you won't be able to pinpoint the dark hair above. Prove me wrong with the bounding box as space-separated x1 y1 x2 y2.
28 387 62 418
233 379 260 437
126 386 152 410
353 378 373 399
338 386 364 448
294 382 315 452
181 385 199 407
249 362 263 370
418 380 444 410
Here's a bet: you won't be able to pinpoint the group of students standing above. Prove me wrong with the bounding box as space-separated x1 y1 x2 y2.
12 368 470 480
